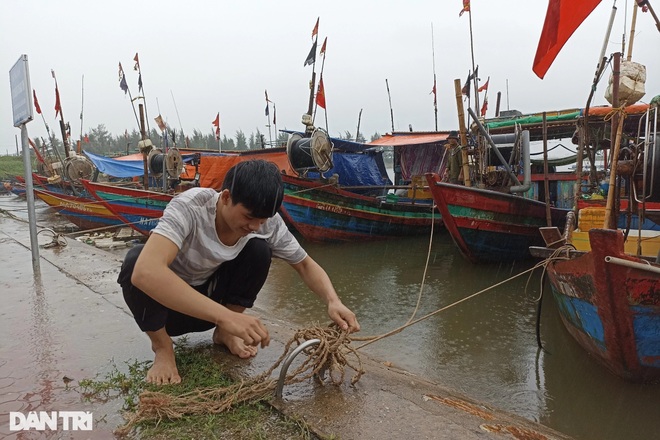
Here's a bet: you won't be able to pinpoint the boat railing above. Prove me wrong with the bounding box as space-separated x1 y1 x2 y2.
634 105 658 203
605 255 660 273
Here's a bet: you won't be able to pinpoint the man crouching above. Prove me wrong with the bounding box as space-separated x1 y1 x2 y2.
118 160 360 385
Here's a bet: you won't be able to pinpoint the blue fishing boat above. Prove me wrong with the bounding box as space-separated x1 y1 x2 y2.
279 130 445 242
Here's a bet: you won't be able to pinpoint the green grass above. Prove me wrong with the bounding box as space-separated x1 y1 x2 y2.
0 155 25 180
78 341 322 440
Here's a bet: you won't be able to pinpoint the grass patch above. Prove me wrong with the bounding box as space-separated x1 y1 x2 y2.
0 155 25 180
78 340 321 439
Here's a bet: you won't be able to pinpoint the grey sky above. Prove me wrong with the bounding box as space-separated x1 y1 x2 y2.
2 0 659 155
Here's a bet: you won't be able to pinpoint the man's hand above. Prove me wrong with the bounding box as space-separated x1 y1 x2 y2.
327 300 360 333
216 310 270 348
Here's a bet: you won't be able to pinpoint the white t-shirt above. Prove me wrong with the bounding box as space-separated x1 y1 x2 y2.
152 187 307 286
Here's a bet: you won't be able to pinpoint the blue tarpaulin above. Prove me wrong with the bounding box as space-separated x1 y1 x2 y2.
84 150 195 178
307 151 392 188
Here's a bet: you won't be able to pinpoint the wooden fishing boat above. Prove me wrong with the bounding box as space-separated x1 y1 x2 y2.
528 0 660 380
81 180 173 235
537 228 660 382
279 130 446 242
33 187 124 231
7 181 26 197
426 173 569 263
280 173 441 242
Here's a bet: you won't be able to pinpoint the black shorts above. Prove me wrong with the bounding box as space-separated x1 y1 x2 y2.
117 238 272 336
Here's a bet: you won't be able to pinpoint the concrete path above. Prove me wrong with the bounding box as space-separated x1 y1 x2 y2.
0 213 572 439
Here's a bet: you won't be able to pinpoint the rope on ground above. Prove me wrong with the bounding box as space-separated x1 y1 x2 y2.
116 324 363 435
37 228 68 248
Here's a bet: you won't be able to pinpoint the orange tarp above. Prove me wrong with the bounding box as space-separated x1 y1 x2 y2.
587 103 649 117
181 151 293 189
368 132 450 147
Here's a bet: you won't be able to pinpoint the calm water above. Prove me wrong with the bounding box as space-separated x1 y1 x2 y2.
3 194 659 440
259 233 660 440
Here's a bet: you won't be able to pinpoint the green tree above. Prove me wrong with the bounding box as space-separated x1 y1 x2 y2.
235 130 247 150
221 135 235 151
276 130 289 147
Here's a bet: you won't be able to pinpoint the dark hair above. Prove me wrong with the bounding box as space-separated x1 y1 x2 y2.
221 160 284 218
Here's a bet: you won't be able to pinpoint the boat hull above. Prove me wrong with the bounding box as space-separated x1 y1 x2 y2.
33 188 123 231
82 180 172 235
281 175 442 242
426 173 569 263
545 228 660 382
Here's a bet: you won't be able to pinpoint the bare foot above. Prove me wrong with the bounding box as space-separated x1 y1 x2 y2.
213 326 258 358
147 346 181 385
145 329 181 385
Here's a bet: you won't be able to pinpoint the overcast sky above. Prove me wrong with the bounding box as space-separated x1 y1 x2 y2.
2 0 659 155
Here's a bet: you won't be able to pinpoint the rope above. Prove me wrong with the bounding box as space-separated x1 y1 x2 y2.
37 228 68 248
116 324 363 435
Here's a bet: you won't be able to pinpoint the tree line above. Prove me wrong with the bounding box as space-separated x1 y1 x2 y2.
28 125 381 158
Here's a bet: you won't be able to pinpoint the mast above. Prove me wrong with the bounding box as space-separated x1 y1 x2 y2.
305 17 320 130
79 74 84 154
431 23 438 131
466 5 480 117
386 79 395 133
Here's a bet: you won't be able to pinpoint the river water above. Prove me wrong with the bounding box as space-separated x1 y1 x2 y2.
2 194 658 440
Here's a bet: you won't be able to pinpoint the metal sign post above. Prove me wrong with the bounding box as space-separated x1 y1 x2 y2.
10 54 40 273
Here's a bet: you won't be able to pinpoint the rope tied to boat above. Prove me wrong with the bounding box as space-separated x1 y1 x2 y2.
603 105 629 122
116 324 363 435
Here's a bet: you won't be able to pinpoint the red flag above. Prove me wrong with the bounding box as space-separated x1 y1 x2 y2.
480 98 488 117
84 135 90 143
52 70 62 118
32 90 42 114
533 0 602 79
311 17 319 39
212 113 220 140
133 53 140 71
459 0 470 16
320 37 327 55
316 77 326 109
478 78 489 92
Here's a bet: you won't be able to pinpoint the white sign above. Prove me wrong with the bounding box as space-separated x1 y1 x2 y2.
9 411 93 431
9 54 34 127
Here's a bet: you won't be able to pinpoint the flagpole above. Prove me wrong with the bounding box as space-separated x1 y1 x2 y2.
119 62 142 134
467 8 480 118
33 89 64 172
79 74 84 154
134 54 151 134
265 90 273 147
386 79 395 133
431 23 438 131
313 41 327 124
307 18 320 126
273 103 278 146
51 70 70 158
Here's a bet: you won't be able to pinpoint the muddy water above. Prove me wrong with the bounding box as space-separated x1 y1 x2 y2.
258 235 660 440
2 194 658 440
